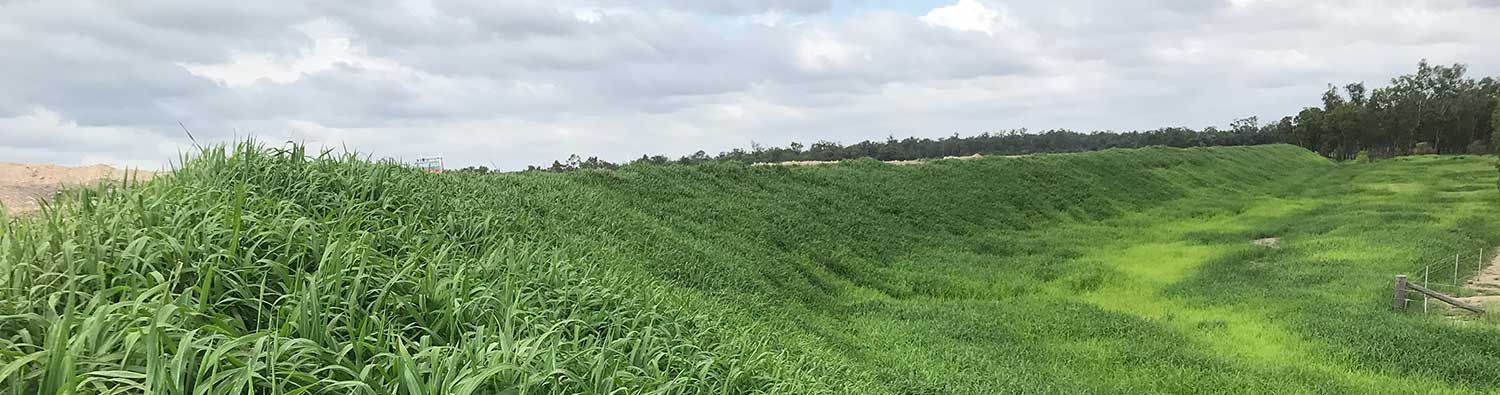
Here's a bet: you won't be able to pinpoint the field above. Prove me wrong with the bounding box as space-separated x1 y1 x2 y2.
4 143 1500 394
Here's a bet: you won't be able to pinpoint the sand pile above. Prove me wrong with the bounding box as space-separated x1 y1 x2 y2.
752 153 992 167
0 162 154 214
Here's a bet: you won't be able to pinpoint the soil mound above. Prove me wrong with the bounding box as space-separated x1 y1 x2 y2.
0 162 153 214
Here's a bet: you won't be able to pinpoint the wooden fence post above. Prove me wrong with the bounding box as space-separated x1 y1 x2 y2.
1407 282 1485 314
1393 275 1408 311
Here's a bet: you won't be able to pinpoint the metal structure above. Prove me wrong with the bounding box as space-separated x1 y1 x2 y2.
414 156 445 173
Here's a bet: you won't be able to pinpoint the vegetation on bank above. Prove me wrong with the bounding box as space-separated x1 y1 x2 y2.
6 143 1500 394
0 145 807 394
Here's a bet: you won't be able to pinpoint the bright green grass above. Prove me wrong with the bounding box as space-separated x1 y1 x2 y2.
5 144 1500 394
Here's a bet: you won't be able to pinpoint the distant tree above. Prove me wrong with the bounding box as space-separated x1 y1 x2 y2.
518 60 1496 170
454 166 491 173
1293 107 1326 154
1491 100 1500 150
808 140 842 161
1230 117 1259 133
578 156 618 170
1348 81 1367 103
1322 84 1346 111
677 150 711 164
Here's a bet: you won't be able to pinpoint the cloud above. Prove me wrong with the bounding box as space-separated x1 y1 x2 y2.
0 108 179 168
180 20 397 87
590 0 833 16
2 0 1499 170
921 0 1005 35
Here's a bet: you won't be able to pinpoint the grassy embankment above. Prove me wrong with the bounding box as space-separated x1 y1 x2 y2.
4 143 1499 394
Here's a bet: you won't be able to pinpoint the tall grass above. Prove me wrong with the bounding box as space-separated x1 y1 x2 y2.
1 143 785 394
7 142 1498 394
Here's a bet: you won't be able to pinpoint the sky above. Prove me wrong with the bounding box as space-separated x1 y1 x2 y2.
1 0 1498 170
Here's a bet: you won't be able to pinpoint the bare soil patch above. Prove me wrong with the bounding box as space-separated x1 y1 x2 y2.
0 162 153 214
1462 250 1500 295
752 153 1007 167
1451 249 1500 313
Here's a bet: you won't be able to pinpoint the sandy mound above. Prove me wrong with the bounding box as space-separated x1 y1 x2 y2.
0 162 154 214
753 153 993 167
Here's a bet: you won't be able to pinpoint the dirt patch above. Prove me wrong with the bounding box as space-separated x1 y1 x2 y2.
753 153 998 167
1252 237 1281 249
1462 250 1500 295
1452 295 1500 308
0 162 153 214
1453 249 1500 311
885 153 984 166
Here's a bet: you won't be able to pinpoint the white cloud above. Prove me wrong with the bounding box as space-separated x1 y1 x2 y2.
568 8 605 23
794 30 861 72
180 19 404 87
921 0 1005 35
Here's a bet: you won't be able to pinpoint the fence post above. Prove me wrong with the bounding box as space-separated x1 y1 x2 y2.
1394 275 1408 310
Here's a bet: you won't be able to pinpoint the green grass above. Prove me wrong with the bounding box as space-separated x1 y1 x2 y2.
5 143 1500 394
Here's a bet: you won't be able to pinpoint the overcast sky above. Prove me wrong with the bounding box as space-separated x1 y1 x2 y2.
2 0 1497 169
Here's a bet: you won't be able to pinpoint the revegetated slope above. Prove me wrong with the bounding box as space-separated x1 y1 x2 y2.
9 144 1500 394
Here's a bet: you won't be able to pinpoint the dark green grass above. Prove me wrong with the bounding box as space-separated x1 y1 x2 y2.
6 143 1500 394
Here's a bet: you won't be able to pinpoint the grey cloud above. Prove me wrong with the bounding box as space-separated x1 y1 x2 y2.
2 0 1499 170
825 11 1035 81
7 0 310 61
327 0 580 45
590 0 833 15
0 30 218 126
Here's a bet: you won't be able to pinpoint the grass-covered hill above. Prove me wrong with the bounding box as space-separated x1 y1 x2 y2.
6 143 1500 394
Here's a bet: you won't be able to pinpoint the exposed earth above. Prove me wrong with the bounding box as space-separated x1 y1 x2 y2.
1446 248 1500 314
752 153 1017 166
0 162 153 214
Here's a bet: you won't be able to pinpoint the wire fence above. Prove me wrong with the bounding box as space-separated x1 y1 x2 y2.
1402 247 1492 313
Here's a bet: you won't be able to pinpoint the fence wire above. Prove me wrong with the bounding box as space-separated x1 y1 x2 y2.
1400 247 1492 313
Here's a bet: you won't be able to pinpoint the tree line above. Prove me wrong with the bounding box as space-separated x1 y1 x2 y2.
452 60 1499 173
1293 61 1499 159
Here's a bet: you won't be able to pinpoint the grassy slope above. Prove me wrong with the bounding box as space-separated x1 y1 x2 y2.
513 145 1500 394
6 144 1500 394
